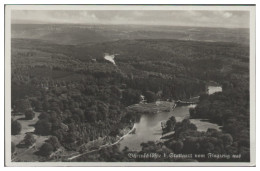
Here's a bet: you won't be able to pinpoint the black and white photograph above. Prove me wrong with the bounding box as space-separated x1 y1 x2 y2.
4 5 256 166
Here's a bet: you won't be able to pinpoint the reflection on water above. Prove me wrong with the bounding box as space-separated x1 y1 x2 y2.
119 86 222 151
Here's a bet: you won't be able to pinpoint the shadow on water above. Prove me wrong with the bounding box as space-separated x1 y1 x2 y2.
119 86 222 151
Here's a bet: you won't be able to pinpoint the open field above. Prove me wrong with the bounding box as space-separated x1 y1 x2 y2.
11 113 50 162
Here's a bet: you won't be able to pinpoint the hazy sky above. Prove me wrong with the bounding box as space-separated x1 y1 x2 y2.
12 10 249 28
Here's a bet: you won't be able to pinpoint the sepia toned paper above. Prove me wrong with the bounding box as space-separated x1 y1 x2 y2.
5 4 256 166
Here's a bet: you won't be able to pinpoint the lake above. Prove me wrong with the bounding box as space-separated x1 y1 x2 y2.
119 86 222 151
104 53 116 65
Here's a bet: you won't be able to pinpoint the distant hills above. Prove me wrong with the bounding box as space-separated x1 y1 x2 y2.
11 24 249 45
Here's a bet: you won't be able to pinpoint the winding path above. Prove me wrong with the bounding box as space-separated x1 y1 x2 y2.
66 125 136 161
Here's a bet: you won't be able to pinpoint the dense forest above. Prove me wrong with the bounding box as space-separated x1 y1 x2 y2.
76 74 250 162
75 70 250 162
11 24 249 162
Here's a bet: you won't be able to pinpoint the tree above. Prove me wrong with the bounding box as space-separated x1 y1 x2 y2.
51 118 62 132
168 140 183 153
11 119 22 135
73 108 85 122
221 133 233 146
15 99 31 113
199 93 209 101
23 133 36 147
164 116 176 133
11 142 16 154
64 132 76 143
35 119 52 135
42 100 50 111
38 112 50 120
52 129 65 141
85 110 97 123
25 110 35 120
46 136 60 151
122 89 141 105
181 119 197 131
182 137 200 153
38 142 54 156
189 108 196 117
110 86 121 98
200 139 215 154
109 127 120 137
144 90 157 103
31 98 42 112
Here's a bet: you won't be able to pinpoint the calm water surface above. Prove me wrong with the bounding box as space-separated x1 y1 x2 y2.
119 86 222 151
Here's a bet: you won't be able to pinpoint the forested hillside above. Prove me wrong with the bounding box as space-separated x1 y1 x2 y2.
11 24 249 162
12 24 249 45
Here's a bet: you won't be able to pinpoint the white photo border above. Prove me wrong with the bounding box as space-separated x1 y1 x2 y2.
4 4 256 167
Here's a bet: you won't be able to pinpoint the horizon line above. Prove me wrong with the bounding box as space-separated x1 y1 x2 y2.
11 22 249 29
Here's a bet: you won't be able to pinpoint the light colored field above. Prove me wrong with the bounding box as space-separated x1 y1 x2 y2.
11 112 50 162
11 113 40 144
